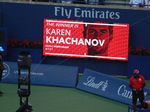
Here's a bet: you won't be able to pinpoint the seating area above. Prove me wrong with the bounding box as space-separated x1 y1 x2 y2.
2 0 149 8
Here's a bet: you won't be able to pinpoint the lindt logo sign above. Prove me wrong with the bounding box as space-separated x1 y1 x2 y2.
83 76 108 91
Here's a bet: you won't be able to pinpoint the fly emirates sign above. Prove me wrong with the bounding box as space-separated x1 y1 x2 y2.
43 19 129 61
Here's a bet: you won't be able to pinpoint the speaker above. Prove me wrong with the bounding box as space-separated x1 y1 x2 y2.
18 51 31 69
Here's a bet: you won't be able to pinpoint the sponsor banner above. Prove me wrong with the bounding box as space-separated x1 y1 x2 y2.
76 69 150 105
43 19 129 61
2 61 78 87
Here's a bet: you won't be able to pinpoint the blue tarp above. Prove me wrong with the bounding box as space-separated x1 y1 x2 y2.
2 61 79 87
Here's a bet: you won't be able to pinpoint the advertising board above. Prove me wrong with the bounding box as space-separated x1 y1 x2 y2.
77 69 150 105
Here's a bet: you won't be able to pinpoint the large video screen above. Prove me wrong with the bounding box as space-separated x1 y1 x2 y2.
43 19 129 61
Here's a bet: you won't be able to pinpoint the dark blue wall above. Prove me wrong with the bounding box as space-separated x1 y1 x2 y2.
1 2 150 75
1 2 150 48
42 56 127 75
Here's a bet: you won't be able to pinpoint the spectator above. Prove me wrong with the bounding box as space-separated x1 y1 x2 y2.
98 0 105 5
129 0 145 7
145 0 150 8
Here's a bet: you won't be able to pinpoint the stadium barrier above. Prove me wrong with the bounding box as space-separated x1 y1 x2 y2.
2 61 79 87
76 68 150 105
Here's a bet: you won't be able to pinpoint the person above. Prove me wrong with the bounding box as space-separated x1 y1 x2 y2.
88 0 105 5
129 0 145 7
84 22 113 56
129 69 146 112
145 0 150 8
0 46 5 95
98 0 105 5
